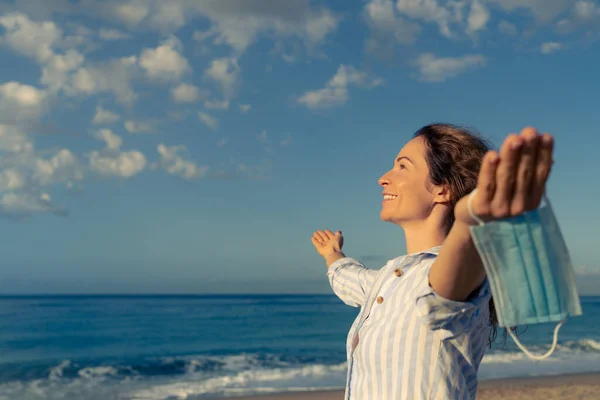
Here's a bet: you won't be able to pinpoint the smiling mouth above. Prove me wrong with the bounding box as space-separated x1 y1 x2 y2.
382 194 398 201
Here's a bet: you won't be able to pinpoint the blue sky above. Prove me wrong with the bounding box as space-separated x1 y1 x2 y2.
0 0 599 294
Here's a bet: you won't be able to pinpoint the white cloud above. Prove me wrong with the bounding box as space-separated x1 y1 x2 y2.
0 192 66 218
498 20 518 36
204 57 240 100
33 148 83 186
216 138 228 147
156 143 208 180
89 150 146 178
98 28 132 40
0 124 32 153
92 106 120 125
0 169 27 191
395 0 464 38
124 120 156 134
540 41 564 54
239 104 252 113
171 83 200 103
412 53 487 82
298 65 383 109
364 0 421 45
491 0 571 23
467 1 490 33
204 99 230 110
0 81 48 123
94 129 122 151
139 36 190 82
280 134 292 147
258 130 268 144
70 56 139 104
557 1 600 32
198 111 218 130
0 12 63 63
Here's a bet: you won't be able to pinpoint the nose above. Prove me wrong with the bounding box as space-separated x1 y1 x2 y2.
378 173 390 187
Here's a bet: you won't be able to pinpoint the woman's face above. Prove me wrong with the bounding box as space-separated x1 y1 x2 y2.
378 136 441 225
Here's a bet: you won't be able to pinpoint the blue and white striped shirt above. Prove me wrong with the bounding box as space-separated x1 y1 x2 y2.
327 246 491 400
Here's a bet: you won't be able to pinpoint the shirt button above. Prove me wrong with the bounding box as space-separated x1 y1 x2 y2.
376 296 384 304
394 269 403 277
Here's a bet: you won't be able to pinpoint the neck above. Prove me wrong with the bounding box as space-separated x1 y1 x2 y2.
401 219 448 254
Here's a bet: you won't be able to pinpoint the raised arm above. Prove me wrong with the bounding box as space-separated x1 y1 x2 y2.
429 127 554 301
312 229 379 307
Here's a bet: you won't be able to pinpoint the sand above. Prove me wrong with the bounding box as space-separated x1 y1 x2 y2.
220 372 600 400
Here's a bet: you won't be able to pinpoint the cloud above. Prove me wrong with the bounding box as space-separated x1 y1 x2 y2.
467 1 490 34
204 99 230 110
92 106 120 125
540 41 564 54
297 65 383 109
498 20 518 36
89 150 146 178
94 129 122 151
556 1 600 32
280 134 292 147
364 0 421 45
490 0 571 23
139 36 190 82
70 56 139 104
204 57 240 100
395 0 464 38
98 28 132 40
124 120 156 134
0 192 67 219
198 111 218 130
216 138 228 147
0 12 63 63
156 143 208 180
258 129 268 144
239 104 252 113
170 83 201 103
0 81 48 124
0 124 32 153
32 148 83 187
412 53 487 82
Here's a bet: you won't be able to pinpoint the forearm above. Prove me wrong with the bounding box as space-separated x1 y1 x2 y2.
428 221 486 301
324 251 346 268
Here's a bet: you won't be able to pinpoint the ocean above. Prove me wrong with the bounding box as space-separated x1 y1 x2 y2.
1 295 599 399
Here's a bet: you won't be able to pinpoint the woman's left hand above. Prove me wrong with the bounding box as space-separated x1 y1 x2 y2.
454 126 554 225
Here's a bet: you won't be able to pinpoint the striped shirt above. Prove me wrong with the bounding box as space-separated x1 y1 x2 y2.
327 246 491 400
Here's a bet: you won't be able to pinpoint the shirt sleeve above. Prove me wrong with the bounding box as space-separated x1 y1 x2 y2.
327 257 380 308
414 261 491 340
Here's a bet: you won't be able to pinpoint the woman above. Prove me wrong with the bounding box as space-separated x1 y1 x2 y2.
311 124 553 400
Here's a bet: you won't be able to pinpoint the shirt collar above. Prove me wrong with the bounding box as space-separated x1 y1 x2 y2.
387 245 441 266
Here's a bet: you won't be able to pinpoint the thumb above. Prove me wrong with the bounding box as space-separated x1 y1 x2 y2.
336 230 342 236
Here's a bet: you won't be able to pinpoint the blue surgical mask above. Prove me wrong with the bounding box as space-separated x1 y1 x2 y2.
467 190 582 360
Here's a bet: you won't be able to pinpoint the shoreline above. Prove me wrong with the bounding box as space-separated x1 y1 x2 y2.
218 371 600 400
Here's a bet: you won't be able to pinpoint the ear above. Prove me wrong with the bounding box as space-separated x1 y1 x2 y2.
432 184 451 204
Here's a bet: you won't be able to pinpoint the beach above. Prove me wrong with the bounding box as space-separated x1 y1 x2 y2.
222 372 600 400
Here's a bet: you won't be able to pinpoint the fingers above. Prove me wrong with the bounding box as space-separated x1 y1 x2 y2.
312 229 341 243
530 133 554 206
491 134 522 217
512 127 539 213
475 150 500 212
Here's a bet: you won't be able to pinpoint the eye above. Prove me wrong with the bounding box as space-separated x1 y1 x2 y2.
399 163 407 170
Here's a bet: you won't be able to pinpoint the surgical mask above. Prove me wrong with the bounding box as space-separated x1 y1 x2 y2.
467 190 582 360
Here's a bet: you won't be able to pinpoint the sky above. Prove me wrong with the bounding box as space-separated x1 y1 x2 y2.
0 0 599 295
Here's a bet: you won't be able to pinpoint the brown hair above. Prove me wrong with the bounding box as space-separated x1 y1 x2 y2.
413 123 503 346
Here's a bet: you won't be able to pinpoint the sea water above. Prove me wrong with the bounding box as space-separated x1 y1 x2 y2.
1 295 599 399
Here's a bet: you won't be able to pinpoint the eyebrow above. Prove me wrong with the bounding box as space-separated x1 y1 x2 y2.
394 156 413 166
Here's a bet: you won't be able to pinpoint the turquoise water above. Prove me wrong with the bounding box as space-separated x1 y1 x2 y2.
1 295 599 399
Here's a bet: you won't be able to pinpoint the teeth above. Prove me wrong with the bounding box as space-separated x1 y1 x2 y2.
383 195 397 200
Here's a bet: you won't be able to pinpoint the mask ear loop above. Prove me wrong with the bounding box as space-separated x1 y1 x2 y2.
470 189 566 360
508 320 566 360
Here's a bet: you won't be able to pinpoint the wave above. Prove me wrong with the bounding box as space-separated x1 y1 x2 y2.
2 340 600 399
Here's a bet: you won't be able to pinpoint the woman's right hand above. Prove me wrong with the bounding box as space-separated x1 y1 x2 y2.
311 229 344 258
